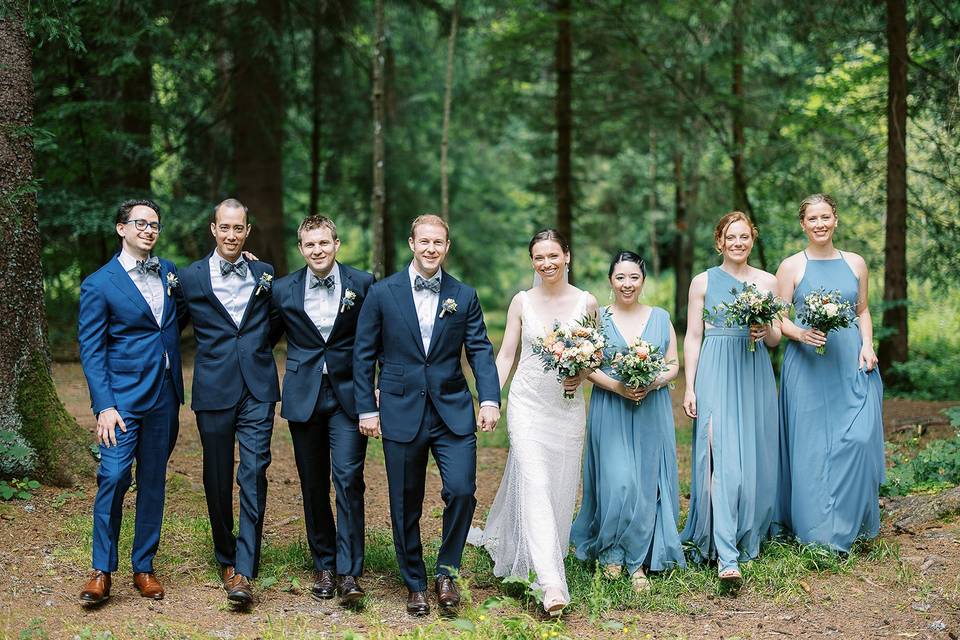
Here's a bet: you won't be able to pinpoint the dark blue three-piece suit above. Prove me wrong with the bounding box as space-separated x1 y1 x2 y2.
353 268 500 592
271 263 375 577
78 254 185 574
177 253 281 578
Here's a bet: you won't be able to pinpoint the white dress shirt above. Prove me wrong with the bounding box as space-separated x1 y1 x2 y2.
118 249 165 326
303 262 341 374
409 263 441 354
209 250 255 326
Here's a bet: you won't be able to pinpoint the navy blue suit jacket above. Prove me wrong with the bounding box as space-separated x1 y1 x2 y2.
353 269 500 443
272 263 375 422
178 254 281 412
78 255 185 415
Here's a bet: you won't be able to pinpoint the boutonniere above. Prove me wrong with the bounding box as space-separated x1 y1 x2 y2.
440 298 457 318
340 289 357 314
166 272 180 297
255 273 273 296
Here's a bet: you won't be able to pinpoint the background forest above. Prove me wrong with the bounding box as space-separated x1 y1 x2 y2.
25 0 960 393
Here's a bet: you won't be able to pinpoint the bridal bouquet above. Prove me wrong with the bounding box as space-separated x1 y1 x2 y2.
711 282 790 352
532 315 607 399
795 287 855 355
610 337 672 405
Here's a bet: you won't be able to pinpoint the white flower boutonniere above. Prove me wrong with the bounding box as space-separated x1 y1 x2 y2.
440 298 457 318
166 272 180 297
255 273 273 296
341 289 357 314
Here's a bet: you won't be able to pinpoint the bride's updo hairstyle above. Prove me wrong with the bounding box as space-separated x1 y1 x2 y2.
528 228 570 257
608 250 646 278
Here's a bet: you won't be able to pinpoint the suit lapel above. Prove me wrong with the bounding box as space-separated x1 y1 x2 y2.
158 261 172 327
108 257 158 326
389 275 427 359
328 263 353 341
427 274 458 356
237 261 261 329
294 267 326 343
197 255 238 329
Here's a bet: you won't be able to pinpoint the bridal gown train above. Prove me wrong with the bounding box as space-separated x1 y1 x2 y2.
470 290 588 603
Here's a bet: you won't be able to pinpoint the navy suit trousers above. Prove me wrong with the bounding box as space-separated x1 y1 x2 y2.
381 397 477 591
92 374 179 573
196 386 274 578
289 376 368 577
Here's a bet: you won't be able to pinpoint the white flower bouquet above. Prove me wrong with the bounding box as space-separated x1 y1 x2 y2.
532 315 606 399
795 287 855 355
711 282 790 352
610 337 672 405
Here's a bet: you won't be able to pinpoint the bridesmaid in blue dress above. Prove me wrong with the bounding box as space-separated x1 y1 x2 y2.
775 194 884 552
571 251 685 592
680 211 781 582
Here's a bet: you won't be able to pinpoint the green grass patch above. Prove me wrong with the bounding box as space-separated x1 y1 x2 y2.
882 407 960 496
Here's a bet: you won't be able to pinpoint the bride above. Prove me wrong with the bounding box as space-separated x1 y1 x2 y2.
470 228 597 615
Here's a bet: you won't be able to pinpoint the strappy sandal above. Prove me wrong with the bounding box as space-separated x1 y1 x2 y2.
719 566 742 584
603 564 623 580
630 568 650 593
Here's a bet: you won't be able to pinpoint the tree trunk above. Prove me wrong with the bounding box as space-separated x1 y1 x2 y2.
370 0 387 280
673 149 693 331
647 129 660 277
879 0 909 374
439 0 459 223
555 0 574 282
309 0 323 217
729 0 767 271
0 2 90 484
232 0 287 274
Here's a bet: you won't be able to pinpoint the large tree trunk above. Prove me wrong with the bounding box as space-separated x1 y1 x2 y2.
309 0 323 217
232 0 287 274
439 0 459 223
370 0 387 280
729 0 767 271
0 3 90 484
555 0 574 282
673 149 693 331
647 130 660 277
879 0 909 374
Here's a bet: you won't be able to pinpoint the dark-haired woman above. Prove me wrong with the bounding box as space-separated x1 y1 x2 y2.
570 251 685 592
680 212 781 582
775 194 884 552
470 229 598 615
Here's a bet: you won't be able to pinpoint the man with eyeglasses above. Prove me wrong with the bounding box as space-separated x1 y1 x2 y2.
176 198 281 607
77 199 186 606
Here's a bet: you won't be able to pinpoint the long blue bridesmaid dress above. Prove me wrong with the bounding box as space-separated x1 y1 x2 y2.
776 252 884 552
571 307 686 574
680 267 780 574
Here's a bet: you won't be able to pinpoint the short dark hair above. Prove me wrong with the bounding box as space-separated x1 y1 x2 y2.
608 250 646 278
116 199 161 225
528 228 570 257
213 197 248 224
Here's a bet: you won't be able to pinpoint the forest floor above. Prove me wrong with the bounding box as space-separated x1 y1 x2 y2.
0 358 958 639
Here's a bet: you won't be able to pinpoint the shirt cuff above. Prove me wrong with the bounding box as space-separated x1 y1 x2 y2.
359 412 379 420
98 407 116 416
479 401 499 409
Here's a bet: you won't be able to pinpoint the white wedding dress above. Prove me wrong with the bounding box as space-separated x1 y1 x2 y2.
470 289 587 603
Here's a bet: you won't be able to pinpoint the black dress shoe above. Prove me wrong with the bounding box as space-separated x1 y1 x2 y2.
337 575 365 605
434 575 460 613
406 589 430 616
311 570 336 600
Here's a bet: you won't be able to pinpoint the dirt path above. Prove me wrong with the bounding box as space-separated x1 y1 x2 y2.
0 361 958 639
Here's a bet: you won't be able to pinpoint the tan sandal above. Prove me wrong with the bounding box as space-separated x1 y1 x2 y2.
630 568 650 593
603 564 622 580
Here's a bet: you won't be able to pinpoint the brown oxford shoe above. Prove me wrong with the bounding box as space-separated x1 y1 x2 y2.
227 574 254 606
311 569 336 600
222 566 237 591
434 575 460 614
337 575 365 606
79 570 111 605
406 589 430 616
133 572 165 600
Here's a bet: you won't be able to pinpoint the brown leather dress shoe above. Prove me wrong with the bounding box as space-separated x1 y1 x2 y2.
337 575 365 605
222 566 237 591
434 575 460 613
227 574 253 606
311 570 335 600
133 572 165 600
406 589 430 616
79 570 111 605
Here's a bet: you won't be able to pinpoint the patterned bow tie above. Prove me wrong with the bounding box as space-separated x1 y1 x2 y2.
135 256 160 276
414 274 441 294
220 259 248 278
310 274 336 290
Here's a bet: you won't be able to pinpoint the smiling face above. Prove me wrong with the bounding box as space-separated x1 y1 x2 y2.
116 205 160 256
718 219 754 264
530 239 569 284
800 201 838 245
408 223 450 277
298 226 340 276
210 205 250 262
610 260 645 304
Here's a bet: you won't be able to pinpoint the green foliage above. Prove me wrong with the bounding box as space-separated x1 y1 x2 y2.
0 477 40 501
0 430 35 476
881 409 960 497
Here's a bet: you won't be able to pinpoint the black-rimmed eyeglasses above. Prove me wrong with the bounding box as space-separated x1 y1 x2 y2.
124 219 163 233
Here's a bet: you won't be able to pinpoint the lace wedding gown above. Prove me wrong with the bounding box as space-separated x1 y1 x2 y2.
470 289 587 602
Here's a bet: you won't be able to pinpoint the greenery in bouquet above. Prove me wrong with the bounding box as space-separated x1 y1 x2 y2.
795 287 856 355
611 337 673 405
532 314 606 399
710 282 790 352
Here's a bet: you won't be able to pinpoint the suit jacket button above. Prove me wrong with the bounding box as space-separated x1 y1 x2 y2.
425 363 430 368
420 390 426 397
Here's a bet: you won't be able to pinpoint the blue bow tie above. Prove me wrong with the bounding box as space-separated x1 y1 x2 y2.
220 259 248 278
135 256 160 276
414 274 440 294
310 274 336 290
